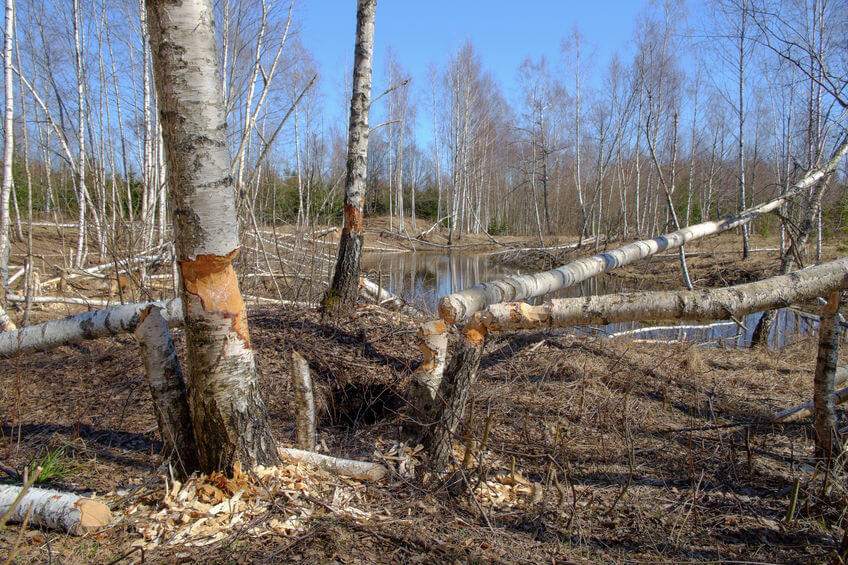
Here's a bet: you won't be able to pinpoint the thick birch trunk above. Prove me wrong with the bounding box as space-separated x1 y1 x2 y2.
438 138 848 324
473 257 848 333
323 0 375 316
813 291 840 458
0 485 111 535
134 305 198 475
146 0 279 473
289 350 316 451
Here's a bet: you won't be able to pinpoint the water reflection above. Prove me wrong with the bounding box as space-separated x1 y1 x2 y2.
362 251 817 349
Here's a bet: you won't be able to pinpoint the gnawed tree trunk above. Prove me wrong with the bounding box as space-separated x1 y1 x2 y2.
280 448 387 481
146 0 280 473
423 321 485 470
425 258 848 470
0 301 15 331
134 305 198 476
0 485 111 535
0 298 182 357
409 319 448 406
813 291 841 458
474 257 848 332
289 350 316 451
438 138 848 324
323 0 376 317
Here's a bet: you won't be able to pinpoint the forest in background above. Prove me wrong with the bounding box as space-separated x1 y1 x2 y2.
1 0 846 274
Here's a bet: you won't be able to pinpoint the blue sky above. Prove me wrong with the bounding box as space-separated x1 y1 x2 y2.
299 1 650 121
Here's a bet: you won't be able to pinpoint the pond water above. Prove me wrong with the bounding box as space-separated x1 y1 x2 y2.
362 251 819 349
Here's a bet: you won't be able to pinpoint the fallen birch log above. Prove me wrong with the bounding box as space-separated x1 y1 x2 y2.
420 257 848 471
40 247 170 289
6 294 117 307
608 320 738 338
0 298 183 357
474 257 848 333
773 367 848 422
279 448 387 481
0 485 111 534
438 138 848 324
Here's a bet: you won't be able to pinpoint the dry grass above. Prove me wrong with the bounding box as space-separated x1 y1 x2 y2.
2 303 847 563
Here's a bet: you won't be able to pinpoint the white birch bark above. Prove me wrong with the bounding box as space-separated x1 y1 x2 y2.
323 0 376 315
0 298 182 357
146 0 279 472
474 257 848 333
813 291 840 457
134 305 198 474
288 350 316 451
0 0 13 284
0 302 14 331
0 485 111 535
279 448 387 481
409 319 448 405
439 138 848 323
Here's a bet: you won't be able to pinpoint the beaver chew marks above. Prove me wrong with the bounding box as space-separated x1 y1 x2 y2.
344 204 363 233
180 249 250 347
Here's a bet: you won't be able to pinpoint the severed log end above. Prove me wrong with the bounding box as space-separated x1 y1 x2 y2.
74 498 113 534
0 485 112 535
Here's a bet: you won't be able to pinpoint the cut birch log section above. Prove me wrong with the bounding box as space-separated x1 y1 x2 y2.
438 138 848 324
279 448 387 481
773 366 848 422
289 350 316 451
0 298 183 357
473 257 848 333
134 305 198 475
0 485 111 534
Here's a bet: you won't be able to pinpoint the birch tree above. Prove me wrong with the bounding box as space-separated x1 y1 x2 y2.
146 0 279 473
323 0 376 317
0 0 13 285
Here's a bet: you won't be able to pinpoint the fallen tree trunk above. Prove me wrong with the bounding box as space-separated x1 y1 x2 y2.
438 138 848 324
773 366 848 422
0 298 183 357
6 294 117 307
279 448 387 481
0 485 111 535
134 305 198 475
474 257 848 333
422 258 848 471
